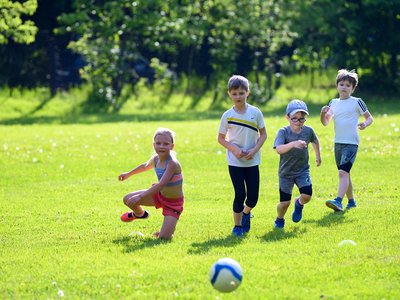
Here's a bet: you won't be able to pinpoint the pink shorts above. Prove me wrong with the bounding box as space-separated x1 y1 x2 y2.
152 192 184 219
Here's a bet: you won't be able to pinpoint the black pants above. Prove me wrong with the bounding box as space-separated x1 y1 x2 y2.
228 165 260 213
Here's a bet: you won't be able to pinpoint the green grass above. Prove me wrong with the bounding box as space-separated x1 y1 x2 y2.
1 84 399 299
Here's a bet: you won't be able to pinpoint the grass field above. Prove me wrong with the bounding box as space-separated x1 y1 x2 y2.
1 86 399 299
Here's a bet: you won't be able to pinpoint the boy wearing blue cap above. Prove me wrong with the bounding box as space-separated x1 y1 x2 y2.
273 100 321 229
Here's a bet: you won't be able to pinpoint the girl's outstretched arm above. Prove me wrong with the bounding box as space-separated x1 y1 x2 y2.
136 159 180 198
118 156 155 181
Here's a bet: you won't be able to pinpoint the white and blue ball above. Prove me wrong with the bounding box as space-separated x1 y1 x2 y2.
209 258 242 293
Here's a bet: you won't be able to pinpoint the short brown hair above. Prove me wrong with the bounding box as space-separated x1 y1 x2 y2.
336 69 358 89
228 75 250 92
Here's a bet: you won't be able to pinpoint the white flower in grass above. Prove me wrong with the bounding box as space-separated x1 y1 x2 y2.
33 158 38 163
16 146 20 151
96 134 101 138
39 149 43 153
184 140 189 144
217 150 222 155
57 290 64 297
60 164 64 169
3 144 8 150
394 128 399 132
84 145 89 149
52 142 57 147
116 284 121 289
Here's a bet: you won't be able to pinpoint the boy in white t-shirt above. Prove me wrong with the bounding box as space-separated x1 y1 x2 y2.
218 75 267 236
320 69 374 211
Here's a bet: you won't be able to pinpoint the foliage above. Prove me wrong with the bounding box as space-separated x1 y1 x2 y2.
0 0 399 110
289 0 400 92
0 0 38 44
56 0 296 110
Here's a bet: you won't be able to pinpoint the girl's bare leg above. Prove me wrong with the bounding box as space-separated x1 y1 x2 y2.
123 190 155 216
157 216 178 239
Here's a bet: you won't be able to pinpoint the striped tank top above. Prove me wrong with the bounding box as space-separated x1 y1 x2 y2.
154 156 183 187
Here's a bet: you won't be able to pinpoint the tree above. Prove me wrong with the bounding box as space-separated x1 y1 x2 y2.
289 0 400 93
0 0 38 44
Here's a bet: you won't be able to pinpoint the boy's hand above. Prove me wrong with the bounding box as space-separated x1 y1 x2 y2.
243 149 254 160
321 106 330 113
293 140 307 149
358 122 367 130
316 157 322 167
233 147 246 159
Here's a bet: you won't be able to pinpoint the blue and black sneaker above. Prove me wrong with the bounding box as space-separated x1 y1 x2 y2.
292 198 304 223
326 199 343 212
232 225 244 237
346 200 357 210
241 212 252 233
274 217 285 229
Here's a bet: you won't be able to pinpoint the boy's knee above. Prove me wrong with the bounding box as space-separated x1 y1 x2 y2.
299 185 312 197
338 163 352 174
233 203 244 213
338 169 349 178
301 194 312 202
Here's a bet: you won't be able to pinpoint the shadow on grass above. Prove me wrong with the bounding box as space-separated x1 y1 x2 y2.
260 227 306 243
112 235 169 253
303 211 349 227
1 93 398 127
187 234 246 255
0 98 397 125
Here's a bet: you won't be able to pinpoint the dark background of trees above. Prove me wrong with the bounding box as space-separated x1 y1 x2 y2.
1 0 399 111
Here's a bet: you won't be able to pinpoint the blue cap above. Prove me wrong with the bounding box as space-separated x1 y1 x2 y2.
286 99 309 116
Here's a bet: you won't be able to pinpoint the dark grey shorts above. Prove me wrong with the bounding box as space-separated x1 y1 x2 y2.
279 173 312 196
334 143 358 173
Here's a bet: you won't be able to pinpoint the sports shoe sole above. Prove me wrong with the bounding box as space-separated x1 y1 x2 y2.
325 201 343 212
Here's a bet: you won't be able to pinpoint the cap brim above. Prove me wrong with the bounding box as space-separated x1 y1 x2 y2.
289 109 309 116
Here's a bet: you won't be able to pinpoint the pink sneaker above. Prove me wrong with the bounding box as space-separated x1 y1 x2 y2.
120 210 149 222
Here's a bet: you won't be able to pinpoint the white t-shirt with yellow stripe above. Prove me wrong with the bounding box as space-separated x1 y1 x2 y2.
219 104 265 167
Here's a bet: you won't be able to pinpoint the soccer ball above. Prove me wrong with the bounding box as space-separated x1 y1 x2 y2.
209 258 243 293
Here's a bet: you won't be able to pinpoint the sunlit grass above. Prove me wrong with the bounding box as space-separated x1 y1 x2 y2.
1 96 399 298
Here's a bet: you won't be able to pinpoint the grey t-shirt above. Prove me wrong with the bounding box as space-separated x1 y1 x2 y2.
273 125 318 177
